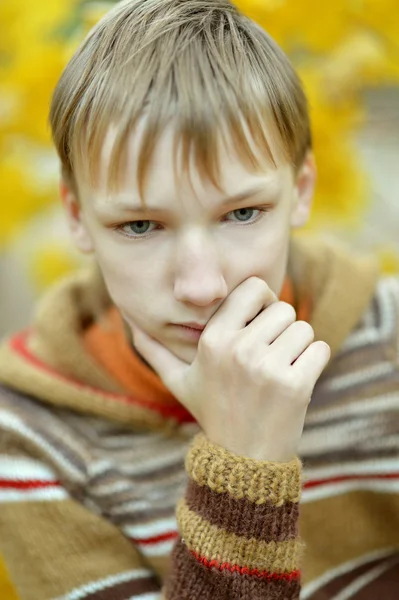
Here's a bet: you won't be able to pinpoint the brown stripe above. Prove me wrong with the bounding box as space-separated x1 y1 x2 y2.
354 555 399 599
186 478 298 542
308 554 392 599
309 552 399 600
82 575 160 600
112 505 176 526
302 445 398 468
164 539 300 600
90 459 184 486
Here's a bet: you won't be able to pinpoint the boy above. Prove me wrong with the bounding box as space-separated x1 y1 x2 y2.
1 0 398 598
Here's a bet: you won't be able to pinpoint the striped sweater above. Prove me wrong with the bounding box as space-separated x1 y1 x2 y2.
0 236 399 599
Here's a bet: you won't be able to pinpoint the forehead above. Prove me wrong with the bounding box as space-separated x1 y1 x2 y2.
85 118 289 210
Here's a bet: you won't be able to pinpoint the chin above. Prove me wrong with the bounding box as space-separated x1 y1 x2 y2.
168 340 198 365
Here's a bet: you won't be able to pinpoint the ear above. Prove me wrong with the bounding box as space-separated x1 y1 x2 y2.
290 152 317 229
59 179 94 254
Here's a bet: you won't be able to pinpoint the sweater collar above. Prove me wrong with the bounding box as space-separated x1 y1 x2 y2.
0 236 379 429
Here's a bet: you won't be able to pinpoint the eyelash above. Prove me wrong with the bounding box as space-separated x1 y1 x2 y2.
114 206 272 240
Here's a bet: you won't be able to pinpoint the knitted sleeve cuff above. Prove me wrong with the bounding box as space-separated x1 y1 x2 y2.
165 433 304 599
185 432 302 505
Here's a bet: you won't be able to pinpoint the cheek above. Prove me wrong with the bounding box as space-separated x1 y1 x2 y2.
93 243 160 320
256 239 289 296
232 219 290 296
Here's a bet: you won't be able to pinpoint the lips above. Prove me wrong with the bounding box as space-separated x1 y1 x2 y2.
176 322 206 331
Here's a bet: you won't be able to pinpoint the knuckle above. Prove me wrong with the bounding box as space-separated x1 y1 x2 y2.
248 277 275 298
294 368 314 396
272 369 305 396
248 276 266 287
199 331 219 354
278 370 298 392
313 340 332 364
278 302 297 322
295 320 315 339
230 342 250 367
319 340 331 355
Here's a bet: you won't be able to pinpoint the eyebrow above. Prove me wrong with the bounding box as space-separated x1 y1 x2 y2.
99 183 275 216
220 184 270 205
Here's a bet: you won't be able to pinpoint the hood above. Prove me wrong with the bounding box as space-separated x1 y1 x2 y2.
0 236 379 431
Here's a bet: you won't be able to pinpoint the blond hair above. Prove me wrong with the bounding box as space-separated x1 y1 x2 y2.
50 0 311 202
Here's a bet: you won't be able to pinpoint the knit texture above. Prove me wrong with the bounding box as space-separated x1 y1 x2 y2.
185 432 302 504
1 236 399 599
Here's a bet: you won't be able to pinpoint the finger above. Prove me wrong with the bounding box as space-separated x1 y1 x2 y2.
129 322 188 394
208 277 278 333
244 301 297 345
292 341 331 385
269 321 314 364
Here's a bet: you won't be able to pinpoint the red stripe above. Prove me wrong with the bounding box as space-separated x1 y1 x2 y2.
191 550 300 581
9 330 195 423
0 479 61 490
131 531 179 545
304 472 399 489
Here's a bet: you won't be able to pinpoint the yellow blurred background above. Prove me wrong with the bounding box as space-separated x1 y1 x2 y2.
1 0 399 335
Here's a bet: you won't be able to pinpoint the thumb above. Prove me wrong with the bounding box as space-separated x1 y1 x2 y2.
130 322 188 396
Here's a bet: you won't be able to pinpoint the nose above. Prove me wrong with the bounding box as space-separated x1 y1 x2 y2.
173 232 228 307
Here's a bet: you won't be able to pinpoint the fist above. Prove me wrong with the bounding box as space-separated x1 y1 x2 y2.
128 277 331 463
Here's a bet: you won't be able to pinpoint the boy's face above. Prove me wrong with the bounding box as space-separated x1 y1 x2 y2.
63 122 316 364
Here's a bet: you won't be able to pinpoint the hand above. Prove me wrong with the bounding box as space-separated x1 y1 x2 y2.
128 277 331 463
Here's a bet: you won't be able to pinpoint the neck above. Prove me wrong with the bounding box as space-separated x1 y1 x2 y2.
121 316 156 372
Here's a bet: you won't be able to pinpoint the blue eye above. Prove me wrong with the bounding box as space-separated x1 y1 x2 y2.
115 206 271 239
228 208 257 222
122 220 154 235
221 207 271 225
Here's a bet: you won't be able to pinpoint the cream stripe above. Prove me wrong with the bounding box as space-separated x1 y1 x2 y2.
89 480 134 495
0 487 68 503
137 539 176 557
54 568 155 600
111 499 152 514
0 456 59 480
340 328 382 352
303 456 399 480
324 362 394 392
121 449 187 476
301 424 398 456
124 517 177 538
90 447 186 478
305 393 399 425
177 499 302 573
302 479 399 503
301 418 395 456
